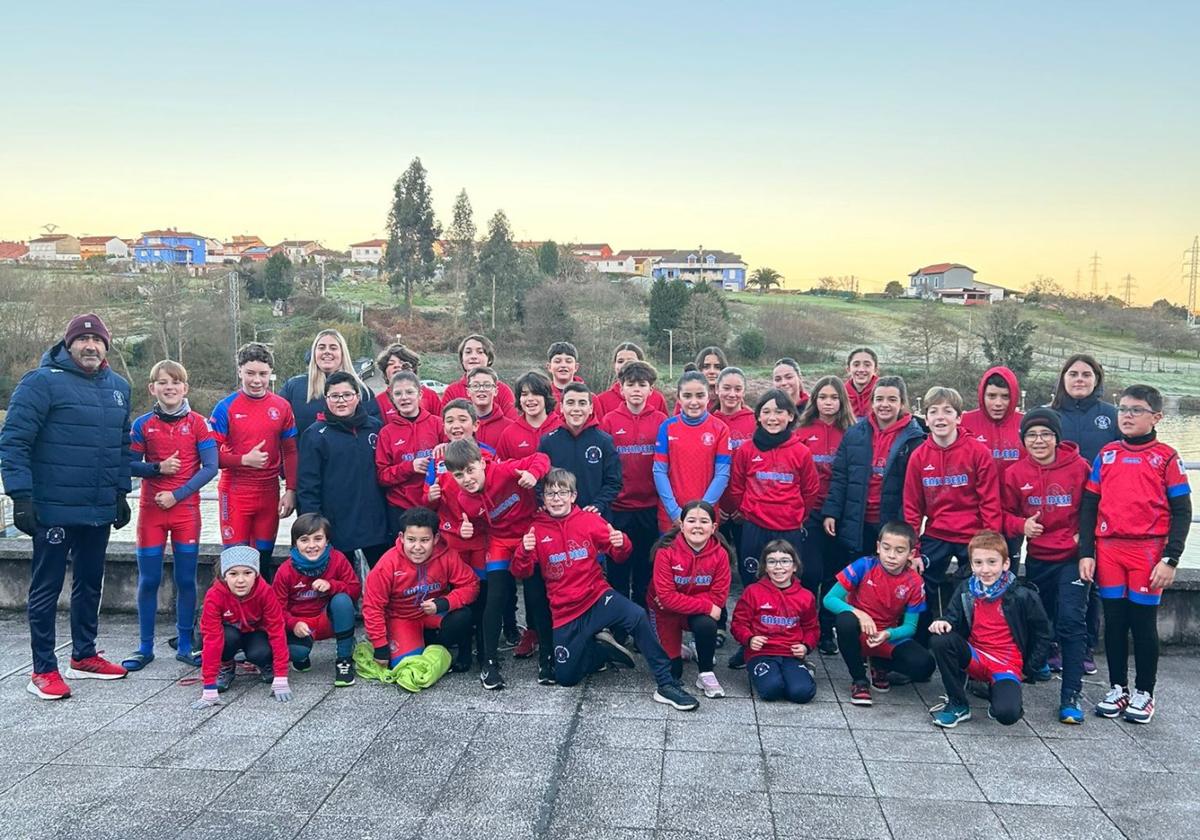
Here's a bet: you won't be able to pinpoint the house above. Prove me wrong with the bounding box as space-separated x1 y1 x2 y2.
907 263 978 298
569 243 613 259
28 234 81 262
937 288 993 306
205 239 230 264
590 255 638 275
350 239 387 264
274 240 322 262
614 249 674 276
310 247 346 264
226 235 267 256
652 249 747 291
78 236 129 260
0 241 29 262
134 229 207 266
239 246 271 263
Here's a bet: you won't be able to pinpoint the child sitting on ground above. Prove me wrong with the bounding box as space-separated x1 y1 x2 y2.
271 514 361 687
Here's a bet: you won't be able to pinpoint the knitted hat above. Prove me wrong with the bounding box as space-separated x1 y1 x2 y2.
64 313 111 350
219 545 261 577
1020 407 1062 443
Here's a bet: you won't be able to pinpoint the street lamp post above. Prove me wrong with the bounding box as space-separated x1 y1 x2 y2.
663 328 674 379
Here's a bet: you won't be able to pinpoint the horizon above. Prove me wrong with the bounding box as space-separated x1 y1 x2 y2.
2 2 1197 306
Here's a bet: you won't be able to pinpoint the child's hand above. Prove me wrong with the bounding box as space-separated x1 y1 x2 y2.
516 469 537 489
1149 560 1177 591
278 490 296 517
427 482 442 502
749 635 767 651
583 505 600 514
459 513 474 539
790 642 808 659
154 491 177 510
432 442 448 461
910 553 927 575
242 440 269 469
311 578 331 593
420 599 438 616
1023 512 1044 538
823 517 837 538
854 609 878 638
271 676 292 703
929 620 951 635
190 688 222 709
413 456 430 474
522 528 537 552
293 621 312 638
866 629 890 648
708 604 722 621
608 526 625 549
1078 556 1095 583
159 450 181 476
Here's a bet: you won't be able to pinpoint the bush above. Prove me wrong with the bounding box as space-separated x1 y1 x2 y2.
521 283 578 351
735 328 765 360
756 306 858 365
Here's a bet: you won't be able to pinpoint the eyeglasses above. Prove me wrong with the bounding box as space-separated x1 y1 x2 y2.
544 490 573 498
468 383 496 392
327 392 357 402
1023 432 1056 441
1116 406 1153 416
765 558 794 568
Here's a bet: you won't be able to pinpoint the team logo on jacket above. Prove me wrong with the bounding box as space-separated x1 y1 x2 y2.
222 525 234 540
180 424 191 435
1095 416 1111 430
46 527 65 545
554 645 570 663
368 433 378 447
268 407 281 421
614 428 627 435
1020 483 1033 491
894 584 910 600
1102 451 1116 465
744 556 759 575
112 390 124 407
701 432 715 446
585 446 602 464
1150 453 1164 468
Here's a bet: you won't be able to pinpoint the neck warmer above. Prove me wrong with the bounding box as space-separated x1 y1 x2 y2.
1123 429 1157 446
290 545 331 578
752 426 792 452
154 398 192 422
969 569 1015 601
327 402 368 431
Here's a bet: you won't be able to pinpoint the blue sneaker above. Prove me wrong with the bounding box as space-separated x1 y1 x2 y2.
930 700 972 729
1029 664 1053 683
1059 694 1085 725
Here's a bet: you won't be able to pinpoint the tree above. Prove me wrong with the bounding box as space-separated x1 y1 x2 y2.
884 280 905 298
445 189 476 301
735 328 765 360
678 289 730 357
474 210 520 329
238 257 265 299
523 283 577 349
899 300 953 376
263 252 294 302
1152 298 1188 320
747 267 783 294
384 157 442 316
648 277 691 351
537 241 559 277
978 301 1037 377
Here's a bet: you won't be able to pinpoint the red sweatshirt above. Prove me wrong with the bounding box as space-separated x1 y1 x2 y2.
1001 443 1089 562
865 412 912 522
374 388 442 425
362 538 479 650
600 404 666 510
961 366 1024 481
200 576 289 686
512 507 632 626
475 408 516 453
593 380 668 421
903 432 1002 544
441 375 516 416
844 375 877 420
458 452 551 539
731 577 819 657
647 536 731 617
495 413 562 461
728 433 822 531
271 549 362 629
425 452 489 555
375 409 442 508
797 420 845 514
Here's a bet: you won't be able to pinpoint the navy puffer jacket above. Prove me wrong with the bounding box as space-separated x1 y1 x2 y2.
0 342 132 526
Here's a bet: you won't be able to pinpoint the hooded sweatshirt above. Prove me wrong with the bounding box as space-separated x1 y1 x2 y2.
441 376 516 416
902 431 1002 545
474 407 516 453
200 575 289 686
538 417 622 518
495 413 562 461
1001 442 1089 562
375 408 442 509
272 548 363 628
844 375 878 420
866 412 914 522
374 387 441 423
362 538 480 650
796 419 845 514
593 380 668 421
457 452 551 540
647 535 732 617
728 432 822 531
511 506 632 626
731 577 819 657
600 403 667 510
961 366 1024 480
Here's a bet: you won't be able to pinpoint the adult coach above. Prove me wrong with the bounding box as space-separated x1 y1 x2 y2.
0 313 132 699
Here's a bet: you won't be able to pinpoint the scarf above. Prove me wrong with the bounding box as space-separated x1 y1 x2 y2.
153 398 192 422
290 545 331 578
968 570 1015 601
752 426 792 452
326 402 368 431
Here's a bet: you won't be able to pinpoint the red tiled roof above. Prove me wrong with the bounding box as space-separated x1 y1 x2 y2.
571 243 611 250
0 241 28 259
911 262 975 276
350 239 387 248
79 236 119 246
614 250 674 259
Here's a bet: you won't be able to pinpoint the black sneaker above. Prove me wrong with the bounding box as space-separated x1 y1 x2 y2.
537 661 556 685
451 650 473 673
654 681 699 711
334 658 355 687
259 667 274 684
714 629 727 649
594 630 636 668
728 647 746 670
480 661 505 690
500 625 523 650
818 636 839 656
294 658 312 673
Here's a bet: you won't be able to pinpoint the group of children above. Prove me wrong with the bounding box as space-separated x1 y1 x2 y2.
92 334 1189 728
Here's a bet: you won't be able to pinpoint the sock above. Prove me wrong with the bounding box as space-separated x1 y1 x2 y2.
173 543 200 654
135 545 165 654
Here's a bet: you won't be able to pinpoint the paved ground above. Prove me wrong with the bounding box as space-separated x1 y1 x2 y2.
0 613 1197 840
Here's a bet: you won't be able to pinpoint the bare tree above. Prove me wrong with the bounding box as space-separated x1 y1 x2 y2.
899 300 954 376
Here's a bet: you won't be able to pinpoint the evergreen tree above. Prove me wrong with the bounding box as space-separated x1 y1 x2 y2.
474 210 519 329
262 252 294 302
445 189 477 298
384 157 442 315
979 302 1037 377
537 241 559 277
648 277 691 351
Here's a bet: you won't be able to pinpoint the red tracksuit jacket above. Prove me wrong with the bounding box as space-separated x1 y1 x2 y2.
511 506 632 627
593 380 669 421
425 451 490 555
200 576 290 686
903 432 1002 545
375 409 442 508
271 549 362 630
1001 443 1089 562
797 420 845 515
475 408 516 453
961 366 1024 480
495 414 562 461
441 376 517 416
731 577 819 657
844 375 877 420
457 452 551 540
375 388 441 425
647 536 731 617
600 404 667 510
362 539 479 650
728 433 821 531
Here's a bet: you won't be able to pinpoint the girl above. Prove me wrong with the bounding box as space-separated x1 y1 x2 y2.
844 347 879 420
271 514 362 686
375 343 441 418
731 539 819 703
797 376 856 654
647 501 733 698
280 328 377 438
771 357 810 412
496 371 562 460
695 346 727 409
593 341 668 419
376 370 442 539
714 366 756 566
439 334 517 416
653 371 733 533
821 375 926 557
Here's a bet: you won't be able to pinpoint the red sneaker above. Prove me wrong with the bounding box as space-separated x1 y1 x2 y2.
27 670 72 700
513 628 539 659
66 655 128 681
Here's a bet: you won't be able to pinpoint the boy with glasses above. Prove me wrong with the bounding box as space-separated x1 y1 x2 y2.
465 366 515 452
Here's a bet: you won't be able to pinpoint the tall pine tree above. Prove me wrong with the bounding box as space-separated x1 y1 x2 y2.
474 210 519 330
384 157 441 316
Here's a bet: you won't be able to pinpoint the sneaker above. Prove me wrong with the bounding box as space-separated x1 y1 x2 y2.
680 641 697 662
259 667 274 684
1047 645 1063 673
850 681 873 706
500 625 523 650
653 680 700 711
1095 685 1129 718
293 658 312 673
1123 690 1155 724
967 679 991 700
1029 664 1053 683
65 655 127 681
594 630 636 669
695 671 725 699
728 647 746 670
334 658 355 687
27 670 71 700
514 628 539 659
870 666 890 693
216 661 236 693
1082 650 1098 676
930 700 972 729
537 661 556 686
480 661 505 691
714 629 727 649
818 636 839 656
1058 694 1085 725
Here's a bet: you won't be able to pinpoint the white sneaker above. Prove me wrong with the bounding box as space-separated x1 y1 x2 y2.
695 671 725 699
1124 690 1155 724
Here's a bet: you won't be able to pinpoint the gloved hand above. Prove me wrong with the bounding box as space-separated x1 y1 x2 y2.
271 676 292 703
114 497 132 530
11 497 37 537
190 687 222 709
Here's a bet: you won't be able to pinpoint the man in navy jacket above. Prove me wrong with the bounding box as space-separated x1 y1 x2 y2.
0 313 133 699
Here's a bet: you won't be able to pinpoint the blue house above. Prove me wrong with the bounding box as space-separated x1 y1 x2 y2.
134 229 207 266
651 249 747 291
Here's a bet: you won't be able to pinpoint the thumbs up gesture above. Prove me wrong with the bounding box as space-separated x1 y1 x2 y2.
1024 511 1044 538
608 525 625 549
159 450 181 476
459 512 474 539
242 440 269 469
522 527 537 552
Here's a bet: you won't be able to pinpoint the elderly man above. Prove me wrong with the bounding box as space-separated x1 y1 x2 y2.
0 313 132 699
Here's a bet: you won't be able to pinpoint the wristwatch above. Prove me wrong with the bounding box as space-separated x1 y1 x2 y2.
1163 557 1180 568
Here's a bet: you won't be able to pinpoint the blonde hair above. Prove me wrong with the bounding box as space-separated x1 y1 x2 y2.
306 329 362 402
149 359 188 383
923 386 963 415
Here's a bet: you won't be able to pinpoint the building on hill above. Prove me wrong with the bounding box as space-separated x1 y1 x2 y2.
652 249 747 291
28 234 81 262
350 239 387 264
79 236 129 260
614 249 673 276
226 235 267 256
906 263 1017 304
0 241 28 262
588 254 637 274
240 245 271 263
310 247 346 264
570 243 613 259
134 229 207 267
273 240 322 262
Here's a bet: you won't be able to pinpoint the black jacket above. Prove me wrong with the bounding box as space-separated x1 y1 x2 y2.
538 420 622 521
940 577 1053 677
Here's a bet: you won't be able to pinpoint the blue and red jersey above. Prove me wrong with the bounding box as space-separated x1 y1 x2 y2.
835 556 925 628
599 404 666 511
1086 438 1190 542
902 433 1002 545
970 597 1022 676
796 420 845 515
131 408 217 507
652 412 732 530
209 391 298 489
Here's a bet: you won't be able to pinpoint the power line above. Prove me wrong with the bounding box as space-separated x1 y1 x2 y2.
1185 235 1199 327
1121 273 1136 306
1089 252 1101 297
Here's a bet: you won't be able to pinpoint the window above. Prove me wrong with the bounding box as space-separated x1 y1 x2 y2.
706 255 715 264
687 255 696 265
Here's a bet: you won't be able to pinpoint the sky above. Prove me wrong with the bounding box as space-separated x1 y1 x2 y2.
1 2 1197 306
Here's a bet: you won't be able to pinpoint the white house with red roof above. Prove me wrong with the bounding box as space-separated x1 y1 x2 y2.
28 234 81 262
78 236 129 260
350 239 387 263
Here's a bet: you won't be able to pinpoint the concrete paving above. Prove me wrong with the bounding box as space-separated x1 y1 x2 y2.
0 612 1197 839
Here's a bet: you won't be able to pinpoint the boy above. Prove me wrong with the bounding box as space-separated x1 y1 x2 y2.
539 384 621 520
466 366 515 452
513 468 699 710
1001 408 1091 723
823 520 934 705
546 341 585 406
903 387 1001 636
376 370 441 537
496 371 561 461
1080 385 1191 723
599 360 667 608
122 360 218 671
363 507 479 671
928 530 1052 728
194 545 293 707
446 438 550 689
963 367 1025 562
439 334 517 415
209 343 298 580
